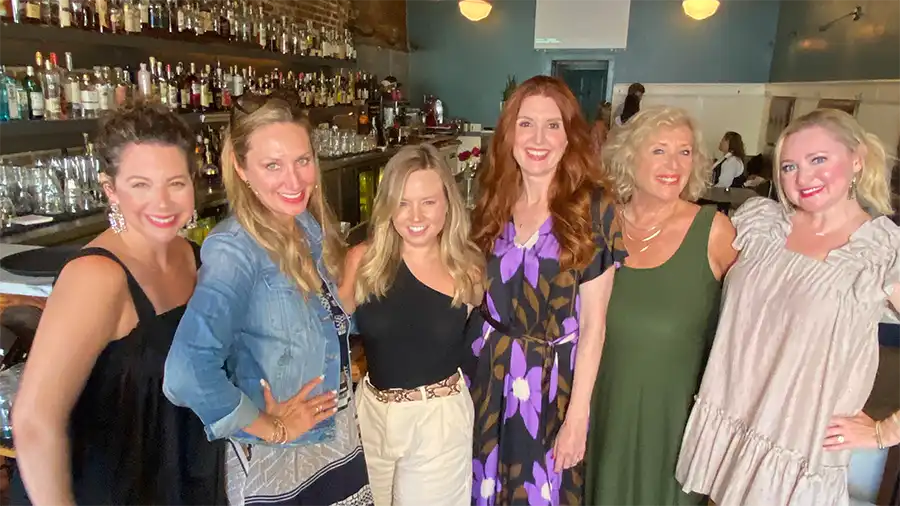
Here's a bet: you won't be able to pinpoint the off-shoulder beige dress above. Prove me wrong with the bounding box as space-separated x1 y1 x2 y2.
676 197 900 506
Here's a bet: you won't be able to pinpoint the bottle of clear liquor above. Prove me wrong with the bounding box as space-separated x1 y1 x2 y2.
42 58 63 120
80 71 99 119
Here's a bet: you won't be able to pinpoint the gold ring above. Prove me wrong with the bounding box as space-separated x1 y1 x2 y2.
837 435 845 444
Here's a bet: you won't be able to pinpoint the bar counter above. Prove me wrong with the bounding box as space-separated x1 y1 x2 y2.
1 135 461 247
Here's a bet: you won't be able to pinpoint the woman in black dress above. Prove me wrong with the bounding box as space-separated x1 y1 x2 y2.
10 104 225 504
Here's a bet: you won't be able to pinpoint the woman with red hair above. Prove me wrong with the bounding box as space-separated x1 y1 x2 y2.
466 75 626 505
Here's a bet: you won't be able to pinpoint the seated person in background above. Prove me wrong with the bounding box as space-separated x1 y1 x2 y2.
712 131 746 188
616 94 641 126
614 82 645 123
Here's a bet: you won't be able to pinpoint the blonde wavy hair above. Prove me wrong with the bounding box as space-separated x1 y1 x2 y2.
774 108 893 215
602 105 712 203
355 144 484 307
221 94 345 293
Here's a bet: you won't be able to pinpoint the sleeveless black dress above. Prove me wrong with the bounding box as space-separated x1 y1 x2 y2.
10 245 226 505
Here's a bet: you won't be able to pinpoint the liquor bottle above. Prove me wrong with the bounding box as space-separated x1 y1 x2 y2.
62 52 82 119
199 63 212 112
123 0 139 33
1 67 22 121
138 0 148 31
165 64 179 111
59 0 73 27
80 0 96 30
95 0 108 32
96 67 114 113
136 62 152 101
80 71 99 118
156 61 168 107
24 66 44 120
1 0 16 23
182 62 200 112
42 57 63 120
0 73 9 122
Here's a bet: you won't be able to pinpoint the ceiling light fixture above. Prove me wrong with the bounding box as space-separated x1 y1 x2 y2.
459 0 492 22
682 0 720 21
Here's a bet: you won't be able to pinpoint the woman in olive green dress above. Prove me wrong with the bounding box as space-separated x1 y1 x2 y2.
584 106 738 505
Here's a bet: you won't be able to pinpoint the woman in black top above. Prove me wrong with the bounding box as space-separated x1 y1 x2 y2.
10 104 225 505
340 143 484 506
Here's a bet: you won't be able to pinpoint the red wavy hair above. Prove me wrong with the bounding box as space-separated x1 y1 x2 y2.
471 75 605 272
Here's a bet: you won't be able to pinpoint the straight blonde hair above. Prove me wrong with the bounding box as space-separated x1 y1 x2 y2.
774 108 893 215
355 143 484 307
221 94 345 293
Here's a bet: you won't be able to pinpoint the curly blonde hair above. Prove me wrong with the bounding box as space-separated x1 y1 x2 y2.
773 108 893 215
221 94 345 293
355 144 484 307
601 105 712 203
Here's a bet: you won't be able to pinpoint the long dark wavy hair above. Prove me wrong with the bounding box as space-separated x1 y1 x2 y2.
471 75 605 273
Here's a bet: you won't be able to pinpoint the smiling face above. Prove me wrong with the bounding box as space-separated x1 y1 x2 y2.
779 125 862 213
392 168 447 249
237 121 317 220
105 143 195 243
633 125 694 203
513 95 569 179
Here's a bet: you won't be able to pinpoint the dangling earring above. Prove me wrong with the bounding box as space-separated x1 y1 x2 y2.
108 203 126 234
848 175 858 200
246 180 259 196
185 209 198 230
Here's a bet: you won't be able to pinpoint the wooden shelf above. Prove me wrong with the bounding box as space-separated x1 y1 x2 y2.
0 105 359 155
0 22 357 70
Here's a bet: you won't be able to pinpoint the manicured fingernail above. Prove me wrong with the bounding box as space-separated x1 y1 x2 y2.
331 390 338 396
319 375 325 380
259 379 267 388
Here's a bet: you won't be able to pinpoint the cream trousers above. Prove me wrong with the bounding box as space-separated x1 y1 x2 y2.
356 374 474 506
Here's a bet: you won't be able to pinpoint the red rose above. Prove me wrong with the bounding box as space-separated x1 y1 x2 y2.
458 151 472 162
472 147 481 157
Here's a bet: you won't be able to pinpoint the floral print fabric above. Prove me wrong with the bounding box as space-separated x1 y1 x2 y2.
466 197 626 506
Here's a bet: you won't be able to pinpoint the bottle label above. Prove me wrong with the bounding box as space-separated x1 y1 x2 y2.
46 97 61 115
124 11 137 32
29 92 44 116
98 88 112 110
140 2 149 24
26 2 40 19
81 90 99 110
180 88 189 108
168 86 179 108
65 82 81 104
6 86 20 120
201 84 210 107
96 0 109 28
159 82 168 104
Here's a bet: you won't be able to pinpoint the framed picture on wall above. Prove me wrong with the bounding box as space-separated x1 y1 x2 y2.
817 99 860 116
765 96 796 147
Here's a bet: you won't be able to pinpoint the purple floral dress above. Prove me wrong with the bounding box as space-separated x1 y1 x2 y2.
466 198 625 506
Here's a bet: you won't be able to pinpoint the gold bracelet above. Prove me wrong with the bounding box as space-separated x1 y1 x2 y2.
271 417 289 444
875 421 884 450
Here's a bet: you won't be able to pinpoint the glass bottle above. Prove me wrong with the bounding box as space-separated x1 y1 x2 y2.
165 63 179 111
136 62 152 101
42 57 62 120
62 52 82 120
96 67 114 114
95 0 108 32
0 72 9 122
1 67 22 121
80 71 99 118
24 66 44 120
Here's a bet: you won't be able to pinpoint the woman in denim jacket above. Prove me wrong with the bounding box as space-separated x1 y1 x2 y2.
163 94 373 506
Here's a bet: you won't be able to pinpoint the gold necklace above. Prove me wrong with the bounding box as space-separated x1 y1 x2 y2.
618 204 676 253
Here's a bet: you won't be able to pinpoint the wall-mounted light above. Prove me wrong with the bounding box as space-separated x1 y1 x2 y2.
682 0 720 21
459 0 492 22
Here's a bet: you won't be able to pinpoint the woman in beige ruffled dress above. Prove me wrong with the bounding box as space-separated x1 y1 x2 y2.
676 109 900 505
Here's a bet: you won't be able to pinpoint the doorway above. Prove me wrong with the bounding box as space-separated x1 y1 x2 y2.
552 60 610 122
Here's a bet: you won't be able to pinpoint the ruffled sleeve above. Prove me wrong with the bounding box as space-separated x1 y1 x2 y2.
580 194 628 282
871 218 900 298
730 196 789 251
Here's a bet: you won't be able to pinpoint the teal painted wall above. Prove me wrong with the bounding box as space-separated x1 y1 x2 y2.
407 0 781 126
769 0 900 82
